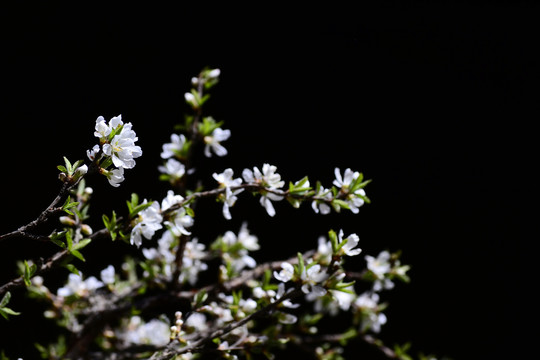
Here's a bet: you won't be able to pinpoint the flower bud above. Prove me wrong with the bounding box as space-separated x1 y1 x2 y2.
59 216 76 226
81 224 93 236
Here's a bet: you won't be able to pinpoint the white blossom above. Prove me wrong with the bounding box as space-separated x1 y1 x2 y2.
179 238 208 285
300 263 328 300
242 164 285 217
316 236 333 264
213 168 244 220
365 250 395 291
333 167 359 189
118 316 170 347
158 158 186 180
57 272 104 298
333 167 366 214
93 115 113 139
161 133 187 159
354 292 387 333
86 144 100 161
164 207 194 237
106 167 125 187
237 222 259 251
130 201 163 247
312 186 333 214
102 122 142 169
161 190 185 212
100 265 116 285
185 312 208 332
274 262 295 283
336 229 362 256
204 127 230 157
271 283 300 309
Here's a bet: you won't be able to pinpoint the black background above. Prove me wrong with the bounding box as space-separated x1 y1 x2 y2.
0 2 537 359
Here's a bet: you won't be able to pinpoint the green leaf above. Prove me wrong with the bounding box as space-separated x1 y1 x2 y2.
65 231 73 250
0 292 20 319
23 260 37 286
328 229 338 254
63 156 73 173
0 291 11 308
71 159 84 172
64 264 80 275
72 238 92 251
70 250 86 262
185 207 195 218
296 252 305 277
0 307 21 319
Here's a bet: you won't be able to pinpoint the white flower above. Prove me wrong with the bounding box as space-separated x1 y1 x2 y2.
333 167 366 214
204 127 231 157
177 238 207 285
86 144 100 161
102 122 142 169
130 201 163 247
274 262 295 283
221 228 257 272
100 265 116 285
336 229 362 256
161 190 184 212
74 164 88 176
316 236 333 264
93 115 112 139
106 167 125 187
354 292 387 333
213 168 244 220
314 283 356 316
119 316 170 347
333 167 359 189
185 312 208 332
300 263 328 300
237 222 259 251
242 164 285 217
330 285 356 312
365 250 395 291
161 133 187 159
164 207 193 237
57 272 104 298
158 158 186 180
271 283 300 309
312 186 333 214
243 163 285 189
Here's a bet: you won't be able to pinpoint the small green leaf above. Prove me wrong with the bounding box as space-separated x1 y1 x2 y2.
64 264 80 275
63 156 73 173
70 250 85 262
0 292 11 308
65 231 73 250
23 260 37 286
0 292 20 319
296 252 305 277
72 238 92 251
0 307 21 319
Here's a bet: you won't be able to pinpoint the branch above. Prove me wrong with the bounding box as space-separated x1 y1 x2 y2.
64 251 313 360
294 332 399 359
150 288 304 360
0 180 79 243
0 249 70 297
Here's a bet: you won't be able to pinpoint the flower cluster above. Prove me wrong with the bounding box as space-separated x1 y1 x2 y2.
87 115 142 187
0 68 442 360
